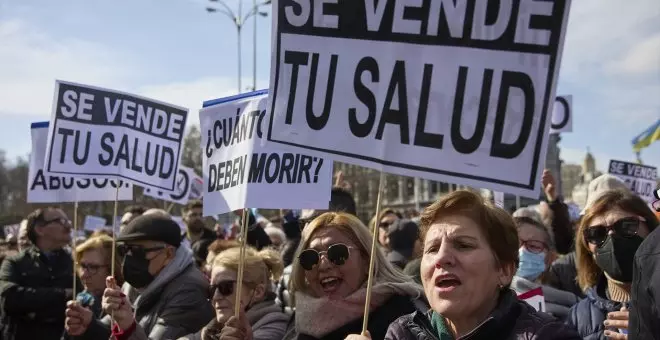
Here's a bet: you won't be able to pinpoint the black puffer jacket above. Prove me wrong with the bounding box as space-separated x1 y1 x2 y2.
565 278 628 340
385 290 580 340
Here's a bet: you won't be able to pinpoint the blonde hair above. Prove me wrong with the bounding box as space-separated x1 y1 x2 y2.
74 235 124 285
213 246 283 287
290 212 422 305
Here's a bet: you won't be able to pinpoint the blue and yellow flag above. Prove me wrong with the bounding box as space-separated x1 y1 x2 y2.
632 119 660 152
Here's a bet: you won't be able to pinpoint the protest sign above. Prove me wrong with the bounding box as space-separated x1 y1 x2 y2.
266 0 571 198
29 122 133 203
44 81 188 191
608 160 658 204
518 287 546 313
549 95 572 134
200 90 332 216
143 166 202 205
83 215 107 231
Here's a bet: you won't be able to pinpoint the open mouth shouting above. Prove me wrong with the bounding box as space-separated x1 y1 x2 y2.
320 276 342 294
434 273 462 294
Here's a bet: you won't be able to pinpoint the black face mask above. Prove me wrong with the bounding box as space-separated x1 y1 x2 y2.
594 233 643 282
122 254 155 289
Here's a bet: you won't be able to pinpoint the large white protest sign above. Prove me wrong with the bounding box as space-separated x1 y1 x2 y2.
550 95 572 134
143 166 202 205
83 215 107 231
200 90 332 216
266 0 571 198
518 287 546 313
29 122 133 203
44 81 188 191
608 160 657 204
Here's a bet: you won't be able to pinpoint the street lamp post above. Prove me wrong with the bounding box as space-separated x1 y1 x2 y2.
207 0 270 93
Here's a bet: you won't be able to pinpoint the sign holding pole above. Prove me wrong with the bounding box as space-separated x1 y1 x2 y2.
266 0 572 199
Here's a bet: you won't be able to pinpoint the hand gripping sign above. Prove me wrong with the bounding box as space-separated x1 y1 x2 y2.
143 166 202 205
44 80 188 191
266 0 572 198
199 90 332 216
28 122 133 203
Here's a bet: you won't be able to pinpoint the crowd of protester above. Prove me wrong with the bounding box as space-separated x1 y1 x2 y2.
0 170 658 339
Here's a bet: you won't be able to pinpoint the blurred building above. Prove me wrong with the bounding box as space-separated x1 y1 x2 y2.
571 148 603 208
561 163 583 200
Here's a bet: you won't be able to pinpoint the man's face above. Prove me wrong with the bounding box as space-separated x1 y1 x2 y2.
36 208 72 247
122 240 175 277
184 208 204 232
18 223 30 251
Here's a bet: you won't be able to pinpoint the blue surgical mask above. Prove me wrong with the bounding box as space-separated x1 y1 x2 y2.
516 247 546 281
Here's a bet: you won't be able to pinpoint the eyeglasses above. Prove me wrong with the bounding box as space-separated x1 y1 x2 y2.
43 217 72 228
378 221 393 229
118 244 166 258
208 280 236 298
584 216 643 246
298 243 352 271
519 240 547 254
78 262 108 275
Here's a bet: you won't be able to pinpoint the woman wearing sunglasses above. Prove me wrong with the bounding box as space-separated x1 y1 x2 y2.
567 190 658 339
383 190 580 340
281 212 425 340
180 246 289 340
510 217 579 320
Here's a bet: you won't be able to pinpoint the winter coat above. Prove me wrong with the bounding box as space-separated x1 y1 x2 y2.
180 296 290 340
565 277 628 340
630 225 660 340
282 294 428 340
0 246 82 340
386 289 580 340
78 246 214 340
546 252 584 298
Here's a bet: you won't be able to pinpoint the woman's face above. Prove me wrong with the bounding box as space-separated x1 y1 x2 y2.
421 215 511 321
517 224 551 267
78 248 110 297
303 227 367 300
586 208 650 254
210 266 256 325
378 213 398 248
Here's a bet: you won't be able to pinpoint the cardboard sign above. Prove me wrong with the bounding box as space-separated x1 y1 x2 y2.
199 90 332 216
518 287 546 313
266 0 572 198
83 215 107 231
44 80 188 191
143 166 202 205
608 160 658 204
549 95 572 134
28 122 133 203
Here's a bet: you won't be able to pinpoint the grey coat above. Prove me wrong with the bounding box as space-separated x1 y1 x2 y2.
180 297 290 340
511 276 580 320
79 246 214 340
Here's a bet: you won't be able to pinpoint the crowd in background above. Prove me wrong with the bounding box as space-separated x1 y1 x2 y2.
0 169 657 339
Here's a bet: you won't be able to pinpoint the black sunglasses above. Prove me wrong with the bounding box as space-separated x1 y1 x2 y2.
298 243 352 271
42 217 71 228
584 216 642 246
78 263 108 275
209 280 235 299
118 244 166 258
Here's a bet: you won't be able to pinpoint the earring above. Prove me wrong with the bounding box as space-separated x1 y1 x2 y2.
497 283 504 290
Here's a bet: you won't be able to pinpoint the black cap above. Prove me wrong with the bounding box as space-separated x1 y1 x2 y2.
387 219 419 251
116 215 182 247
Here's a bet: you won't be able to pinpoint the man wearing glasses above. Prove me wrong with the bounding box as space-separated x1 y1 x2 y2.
0 207 80 340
